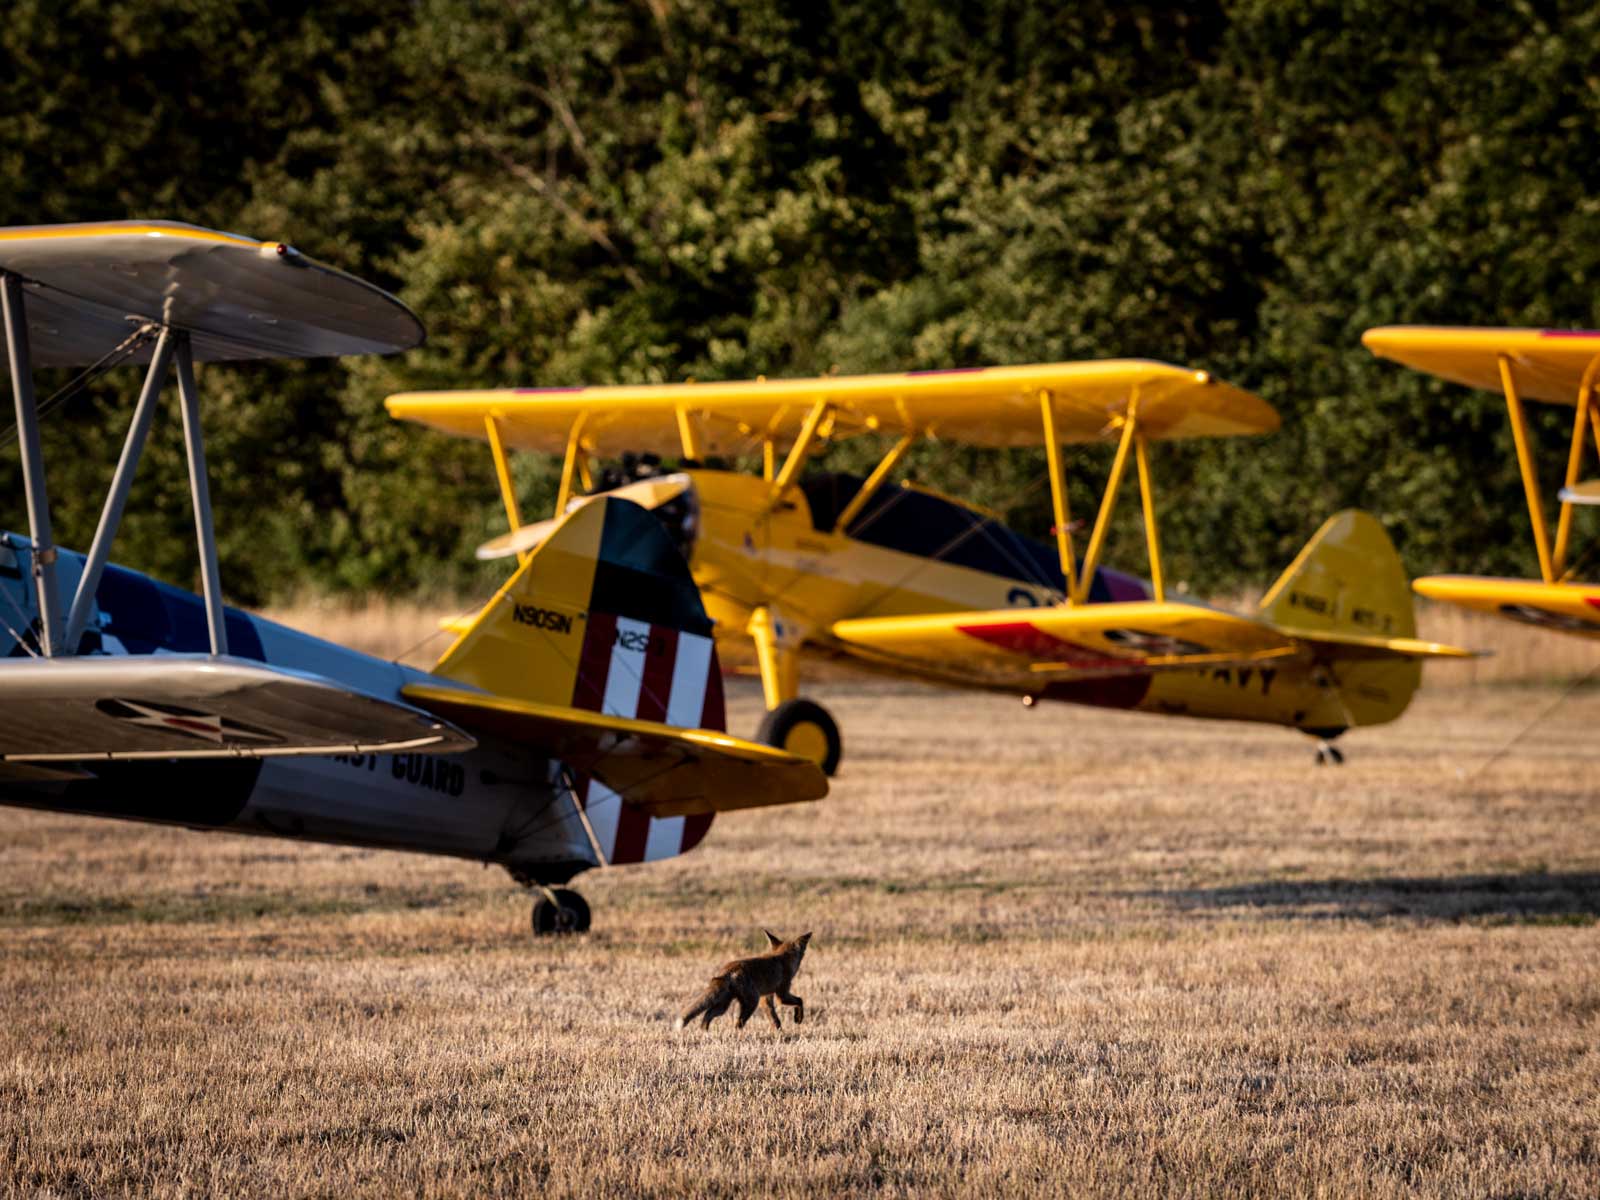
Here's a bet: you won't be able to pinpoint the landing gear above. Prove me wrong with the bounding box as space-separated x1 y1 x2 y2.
1314 740 1345 766
531 887 591 935
757 698 842 776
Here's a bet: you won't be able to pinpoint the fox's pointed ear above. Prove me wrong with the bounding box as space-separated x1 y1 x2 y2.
763 929 783 949
798 932 812 947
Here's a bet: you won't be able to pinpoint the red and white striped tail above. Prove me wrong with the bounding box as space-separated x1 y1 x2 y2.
568 611 721 864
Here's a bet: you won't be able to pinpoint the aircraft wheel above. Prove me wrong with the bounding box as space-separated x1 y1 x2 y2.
1313 741 1346 767
531 888 591 936
757 698 842 777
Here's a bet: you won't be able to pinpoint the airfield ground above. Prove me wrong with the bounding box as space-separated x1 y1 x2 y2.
2 667 1598 1196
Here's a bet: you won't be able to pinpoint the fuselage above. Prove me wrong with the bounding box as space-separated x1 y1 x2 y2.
0 533 594 883
632 469 1407 734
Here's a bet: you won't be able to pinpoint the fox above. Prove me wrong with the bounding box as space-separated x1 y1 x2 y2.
676 930 812 1031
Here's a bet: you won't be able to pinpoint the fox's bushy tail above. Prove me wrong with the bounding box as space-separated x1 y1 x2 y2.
676 982 730 1030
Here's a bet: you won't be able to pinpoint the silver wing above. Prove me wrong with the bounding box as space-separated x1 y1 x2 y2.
0 656 474 762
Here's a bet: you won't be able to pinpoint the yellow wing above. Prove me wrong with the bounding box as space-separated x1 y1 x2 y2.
403 684 827 817
1362 326 1600 404
1413 576 1600 639
385 360 1277 457
828 603 1301 688
830 601 1473 688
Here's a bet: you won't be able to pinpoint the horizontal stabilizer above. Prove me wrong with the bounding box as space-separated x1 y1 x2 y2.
0 656 474 762
403 684 826 817
831 602 1297 687
1268 628 1479 660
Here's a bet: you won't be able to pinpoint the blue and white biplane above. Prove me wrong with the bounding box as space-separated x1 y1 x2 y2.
0 221 825 934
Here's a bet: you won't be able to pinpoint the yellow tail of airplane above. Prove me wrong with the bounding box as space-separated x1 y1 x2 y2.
416 496 824 865
1257 509 1430 731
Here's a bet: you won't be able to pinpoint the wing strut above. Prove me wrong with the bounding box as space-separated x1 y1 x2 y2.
832 433 915 533
1039 384 1167 606
1135 432 1165 602
63 326 176 649
484 413 523 537
766 396 832 512
1499 354 1556 583
174 334 228 655
1 272 63 655
1074 387 1141 604
554 413 589 519
1039 388 1078 597
1554 356 1600 578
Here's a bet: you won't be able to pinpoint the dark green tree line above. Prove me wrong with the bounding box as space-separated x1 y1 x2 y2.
3 0 1597 603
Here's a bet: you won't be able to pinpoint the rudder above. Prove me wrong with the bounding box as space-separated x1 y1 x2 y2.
434 497 720 862
1259 510 1422 730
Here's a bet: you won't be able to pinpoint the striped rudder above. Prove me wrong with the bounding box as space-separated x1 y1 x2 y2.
432 497 721 863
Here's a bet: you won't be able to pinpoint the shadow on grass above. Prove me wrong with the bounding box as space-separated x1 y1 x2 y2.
1139 871 1600 925
0 883 470 927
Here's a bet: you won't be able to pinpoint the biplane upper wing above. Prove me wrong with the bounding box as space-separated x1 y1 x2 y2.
385 360 1278 457
0 220 425 366
0 656 474 762
403 684 826 818
828 603 1302 688
1361 326 1600 404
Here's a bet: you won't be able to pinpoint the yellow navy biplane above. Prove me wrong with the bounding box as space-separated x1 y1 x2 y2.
1365 326 1600 637
387 363 1472 771
0 221 825 934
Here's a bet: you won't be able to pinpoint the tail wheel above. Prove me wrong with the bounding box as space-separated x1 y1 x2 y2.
531 888 591 936
757 698 842 777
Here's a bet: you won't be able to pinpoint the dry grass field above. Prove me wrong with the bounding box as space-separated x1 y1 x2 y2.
3 662 1600 1195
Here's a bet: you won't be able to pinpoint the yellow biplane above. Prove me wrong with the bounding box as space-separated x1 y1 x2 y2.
388 361 1471 771
1364 327 1600 637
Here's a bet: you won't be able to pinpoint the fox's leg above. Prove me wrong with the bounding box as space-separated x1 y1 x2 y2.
761 994 782 1030
735 994 757 1028
778 990 804 1024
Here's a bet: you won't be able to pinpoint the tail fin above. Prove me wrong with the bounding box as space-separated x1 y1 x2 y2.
1259 510 1423 730
434 497 722 862
1259 510 1416 640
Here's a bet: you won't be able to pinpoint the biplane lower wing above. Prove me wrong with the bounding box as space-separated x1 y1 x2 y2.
829 603 1301 687
830 601 1475 688
0 656 475 762
403 684 826 818
1414 576 1600 638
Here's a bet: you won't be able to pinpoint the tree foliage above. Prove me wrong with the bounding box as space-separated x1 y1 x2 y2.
3 0 1598 603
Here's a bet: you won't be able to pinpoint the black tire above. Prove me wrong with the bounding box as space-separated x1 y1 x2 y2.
531 888 591 936
756 698 842 777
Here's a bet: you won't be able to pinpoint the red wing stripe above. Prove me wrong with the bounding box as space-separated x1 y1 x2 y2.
957 620 1127 667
